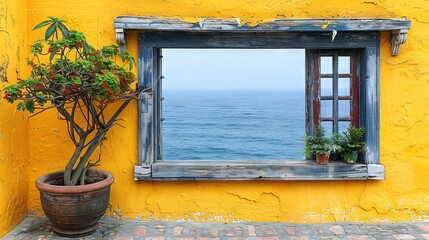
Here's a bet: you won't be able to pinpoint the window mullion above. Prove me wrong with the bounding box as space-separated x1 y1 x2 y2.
312 51 321 131
333 52 339 134
350 52 360 127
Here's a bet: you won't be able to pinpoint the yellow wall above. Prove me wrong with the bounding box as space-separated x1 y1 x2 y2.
0 0 29 236
17 0 429 224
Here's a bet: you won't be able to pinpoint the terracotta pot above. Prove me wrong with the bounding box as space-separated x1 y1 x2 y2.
315 153 329 165
35 169 113 237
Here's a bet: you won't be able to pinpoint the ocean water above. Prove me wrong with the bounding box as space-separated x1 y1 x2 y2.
162 89 307 160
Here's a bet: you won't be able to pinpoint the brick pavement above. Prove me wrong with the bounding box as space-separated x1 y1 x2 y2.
5 217 429 240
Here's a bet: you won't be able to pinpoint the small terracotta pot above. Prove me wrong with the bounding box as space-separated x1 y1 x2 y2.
316 153 329 165
35 169 113 237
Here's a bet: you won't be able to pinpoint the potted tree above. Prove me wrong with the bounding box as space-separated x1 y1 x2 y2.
304 127 337 165
2 17 145 237
337 127 366 163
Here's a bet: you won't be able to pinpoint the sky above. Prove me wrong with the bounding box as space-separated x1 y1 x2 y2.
162 49 306 90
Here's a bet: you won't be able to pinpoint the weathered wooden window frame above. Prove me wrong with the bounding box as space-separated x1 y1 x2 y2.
113 17 411 181
311 50 360 132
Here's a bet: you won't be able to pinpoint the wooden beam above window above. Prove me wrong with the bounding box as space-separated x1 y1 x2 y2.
114 17 411 56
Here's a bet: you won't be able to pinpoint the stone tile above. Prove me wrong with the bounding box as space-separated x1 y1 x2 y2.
296 226 315 235
257 237 279 240
347 236 370 240
174 226 184 236
264 228 276 235
248 225 256 236
393 234 416 240
284 226 296 235
419 225 429 232
7 218 429 240
330 225 345 235
144 237 165 240
289 237 310 240
207 228 219 235
256 226 277 236
421 234 429 240
134 226 148 235
223 227 243 236
114 237 134 240
320 237 340 240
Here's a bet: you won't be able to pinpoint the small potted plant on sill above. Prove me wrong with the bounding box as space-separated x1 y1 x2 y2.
336 126 366 163
304 127 338 165
2 17 146 237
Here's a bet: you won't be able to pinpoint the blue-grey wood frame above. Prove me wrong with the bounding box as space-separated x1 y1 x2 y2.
134 30 383 180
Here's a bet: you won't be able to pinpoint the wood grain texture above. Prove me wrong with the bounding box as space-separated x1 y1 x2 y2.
115 17 410 33
134 161 384 181
138 31 378 49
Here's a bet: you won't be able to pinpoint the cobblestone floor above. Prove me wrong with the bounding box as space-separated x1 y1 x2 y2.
5 218 429 240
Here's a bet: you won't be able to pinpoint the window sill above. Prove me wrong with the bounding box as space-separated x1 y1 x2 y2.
134 160 384 181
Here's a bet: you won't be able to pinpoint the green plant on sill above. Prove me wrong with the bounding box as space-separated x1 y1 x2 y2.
2 17 147 186
335 126 366 163
304 127 338 157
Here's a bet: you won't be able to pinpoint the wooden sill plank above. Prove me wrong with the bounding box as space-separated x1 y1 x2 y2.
134 160 384 181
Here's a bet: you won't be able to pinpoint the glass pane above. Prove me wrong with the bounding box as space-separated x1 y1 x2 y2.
321 56 333 74
321 78 332 96
321 100 332 118
338 56 350 74
338 78 350 96
339 100 351 118
338 121 351 135
321 121 333 137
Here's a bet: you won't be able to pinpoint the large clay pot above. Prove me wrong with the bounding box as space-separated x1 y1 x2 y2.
35 169 113 237
315 153 329 165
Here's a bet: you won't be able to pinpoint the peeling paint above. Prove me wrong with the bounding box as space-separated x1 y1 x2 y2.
0 62 7 82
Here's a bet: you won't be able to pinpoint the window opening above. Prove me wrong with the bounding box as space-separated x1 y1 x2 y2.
162 49 306 160
129 25 385 180
313 51 359 137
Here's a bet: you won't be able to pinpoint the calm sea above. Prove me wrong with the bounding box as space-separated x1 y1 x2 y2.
162 89 307 160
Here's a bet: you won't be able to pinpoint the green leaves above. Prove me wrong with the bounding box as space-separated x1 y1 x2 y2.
120 51 136 70
3 85 20 103
304 126 366 163
17 101 35 113
304 127 337 156
45 24 57 41
30 40 43 55
32 19 52 31
33 16 69 40
4 16 139 115
57 23 70 39
49 52 56 62
83 41 89 55
337 127 366 156
3 16 145 186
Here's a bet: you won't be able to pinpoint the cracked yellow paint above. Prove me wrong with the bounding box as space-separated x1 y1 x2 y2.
0 0 29 236
1 0 429 237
